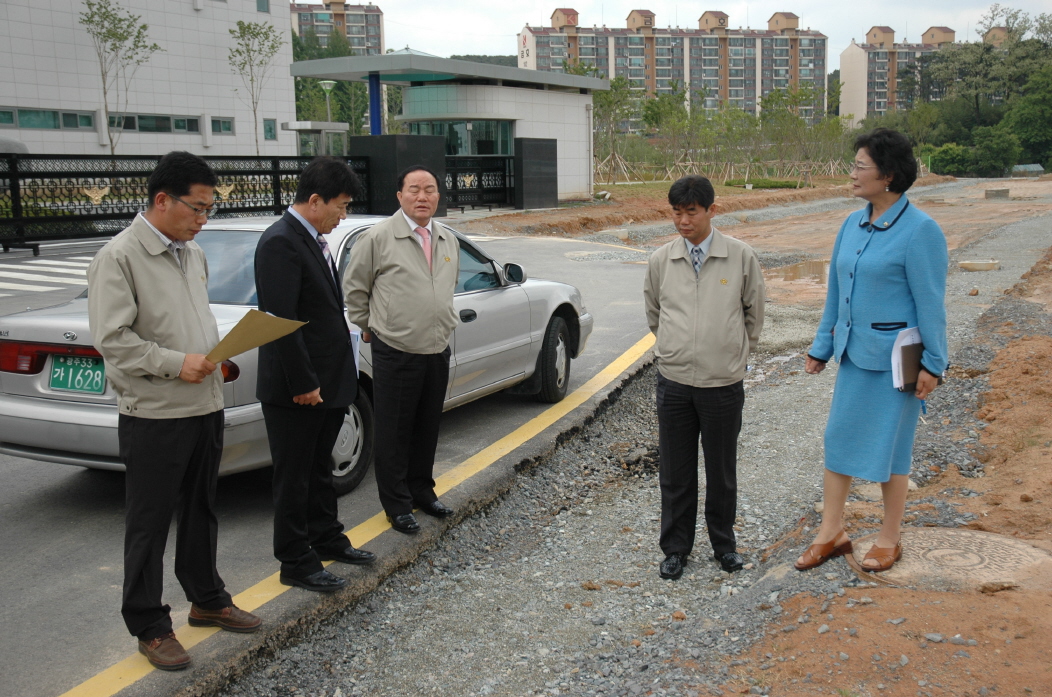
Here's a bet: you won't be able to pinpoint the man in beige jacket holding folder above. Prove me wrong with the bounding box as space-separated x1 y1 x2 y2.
88 152 260 672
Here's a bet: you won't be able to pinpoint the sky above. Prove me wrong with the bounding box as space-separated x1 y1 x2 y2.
320 0 1050 72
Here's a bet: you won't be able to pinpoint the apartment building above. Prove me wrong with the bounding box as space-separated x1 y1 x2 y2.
840 26 956 127
290 2 384 53
518 8 828 115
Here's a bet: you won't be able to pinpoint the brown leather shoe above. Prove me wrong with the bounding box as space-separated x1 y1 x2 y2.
861 541 902 572
138 632 190 671
794 530 853 571
188 603 262 633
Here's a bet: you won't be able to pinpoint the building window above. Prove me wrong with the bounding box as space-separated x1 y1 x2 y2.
212 118 234 134
256 0 269 12
138 115 172 133
263 119 277 140
173 118 200 133
18 109 61 129
0 110 14 126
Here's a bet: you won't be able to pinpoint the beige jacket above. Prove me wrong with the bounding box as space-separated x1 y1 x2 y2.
87 215 223 418
343 212 460 354
643 228 765 387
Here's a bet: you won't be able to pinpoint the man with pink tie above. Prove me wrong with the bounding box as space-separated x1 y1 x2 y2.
344 166 461 533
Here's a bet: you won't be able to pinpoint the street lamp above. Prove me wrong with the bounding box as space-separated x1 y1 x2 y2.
319 80 337 122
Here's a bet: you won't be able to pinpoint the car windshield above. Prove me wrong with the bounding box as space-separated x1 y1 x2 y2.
195 230 262 305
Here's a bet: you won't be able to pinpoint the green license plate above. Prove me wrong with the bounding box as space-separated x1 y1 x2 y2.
49 355 106 394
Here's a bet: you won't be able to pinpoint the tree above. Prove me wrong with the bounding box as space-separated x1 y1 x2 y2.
971 124 1021 176
978 3 1034 42
826 69 841 116
229 21 285 156
929 143 972 176
79 0 162 155
1002 65 1052 165
641 83 687 132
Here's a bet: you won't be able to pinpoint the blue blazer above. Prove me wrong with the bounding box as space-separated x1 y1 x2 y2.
809 195 948 375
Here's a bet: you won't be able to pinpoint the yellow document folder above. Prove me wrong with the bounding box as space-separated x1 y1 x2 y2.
206 309 306 363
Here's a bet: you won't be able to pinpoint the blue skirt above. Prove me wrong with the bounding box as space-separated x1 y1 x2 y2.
824 353 921 482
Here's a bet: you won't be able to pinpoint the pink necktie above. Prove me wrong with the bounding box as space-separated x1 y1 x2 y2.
415 226 432 269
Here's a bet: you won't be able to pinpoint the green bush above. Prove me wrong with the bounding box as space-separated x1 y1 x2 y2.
971 125 1022 177
929 143 972 176
725 178 801 189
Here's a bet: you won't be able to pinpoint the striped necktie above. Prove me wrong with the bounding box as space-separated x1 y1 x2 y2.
691 246 703 274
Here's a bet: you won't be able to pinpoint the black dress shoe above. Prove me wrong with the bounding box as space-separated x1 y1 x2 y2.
319 545 376 565
415 499 454 518
386 512 420 534
659 553 685 580
715 551 744 573
279 569 347 593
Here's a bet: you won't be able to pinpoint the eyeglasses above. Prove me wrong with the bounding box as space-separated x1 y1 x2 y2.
170 195 217 218
849 162 879 173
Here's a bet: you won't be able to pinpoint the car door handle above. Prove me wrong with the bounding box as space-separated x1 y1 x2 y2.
459 309 477 323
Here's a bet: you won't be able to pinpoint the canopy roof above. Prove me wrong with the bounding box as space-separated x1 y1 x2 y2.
290 48 609 91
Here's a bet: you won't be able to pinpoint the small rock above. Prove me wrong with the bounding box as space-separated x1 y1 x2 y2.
818 624 829 634
872 653 882 662
781 625 797 633
673 611 687 621
924 633 944 643
954 650 971 658
848 628 858 637
918 680 928 687
813 501 825 514
839 652 849 661
950 636 967 645
887 617 906 625
899 655 909 667
1020 493 1033 502
591 617 607 626
859 597 874 604
968 287 979 296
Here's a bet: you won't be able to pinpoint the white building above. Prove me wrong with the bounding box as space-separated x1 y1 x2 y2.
0 0 297 156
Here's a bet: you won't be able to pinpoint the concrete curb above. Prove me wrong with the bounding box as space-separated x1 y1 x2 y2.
116 351 656 697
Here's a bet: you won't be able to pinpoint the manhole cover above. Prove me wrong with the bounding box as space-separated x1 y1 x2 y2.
847 528 1052 592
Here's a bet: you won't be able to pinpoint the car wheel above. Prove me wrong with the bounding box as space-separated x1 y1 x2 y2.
331 391 374 496
537 316 571 403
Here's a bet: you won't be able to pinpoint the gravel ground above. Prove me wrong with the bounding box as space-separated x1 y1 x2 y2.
218 207 1052 697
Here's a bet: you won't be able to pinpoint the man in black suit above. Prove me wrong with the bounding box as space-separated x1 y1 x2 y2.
255 156 375 593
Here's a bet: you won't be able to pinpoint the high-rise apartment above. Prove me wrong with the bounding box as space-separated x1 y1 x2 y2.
840 26 955 126
518 8 828 116
290 2 384 53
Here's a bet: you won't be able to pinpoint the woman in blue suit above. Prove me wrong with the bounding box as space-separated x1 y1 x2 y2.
795 128 948 573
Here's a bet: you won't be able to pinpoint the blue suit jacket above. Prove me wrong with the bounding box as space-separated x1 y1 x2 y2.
809 195 948 375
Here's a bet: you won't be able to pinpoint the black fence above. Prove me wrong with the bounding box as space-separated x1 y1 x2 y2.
444 156 514 211
0 155 369 254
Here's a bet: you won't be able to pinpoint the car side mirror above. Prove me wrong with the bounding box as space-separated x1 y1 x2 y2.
503 263 526 284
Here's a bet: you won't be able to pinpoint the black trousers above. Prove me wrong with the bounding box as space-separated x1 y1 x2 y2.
656 373 745 558
118 411 231 641
371 336 450 515
262 404 349 577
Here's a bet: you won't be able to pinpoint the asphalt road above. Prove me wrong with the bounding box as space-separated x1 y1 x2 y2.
0 230 655 697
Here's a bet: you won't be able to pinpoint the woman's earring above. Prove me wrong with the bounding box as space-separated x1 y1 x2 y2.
885 185 890 192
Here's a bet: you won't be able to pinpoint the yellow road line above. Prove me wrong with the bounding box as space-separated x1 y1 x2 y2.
59 333 655 697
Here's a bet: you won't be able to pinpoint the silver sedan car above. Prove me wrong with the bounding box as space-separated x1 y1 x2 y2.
0 215 593 494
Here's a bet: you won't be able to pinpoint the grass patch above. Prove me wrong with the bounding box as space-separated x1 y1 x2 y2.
725 178 803 189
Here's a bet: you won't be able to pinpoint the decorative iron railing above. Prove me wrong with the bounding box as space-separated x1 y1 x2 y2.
444 156 514 211
0 154 370 254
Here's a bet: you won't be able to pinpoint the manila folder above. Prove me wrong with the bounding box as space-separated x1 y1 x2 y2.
206 310 306 363
891 326 923 392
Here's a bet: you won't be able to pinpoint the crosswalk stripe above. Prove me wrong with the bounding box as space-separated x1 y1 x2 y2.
0 270 86 285
0 265 86 277
69 256 96 261
25 260 91 268
0 281 62 292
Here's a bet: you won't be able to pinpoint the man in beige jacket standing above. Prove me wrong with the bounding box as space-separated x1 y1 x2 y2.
344 165 460 534
88 152 260 672
643 175 765 580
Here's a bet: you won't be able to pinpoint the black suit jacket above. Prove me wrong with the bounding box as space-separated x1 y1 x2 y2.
255 211 357 408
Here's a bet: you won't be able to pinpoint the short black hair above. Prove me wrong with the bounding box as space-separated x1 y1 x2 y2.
147 151 217 207
668 175 715 209
853 128 917 194
396 165 440 192
294 156 363 204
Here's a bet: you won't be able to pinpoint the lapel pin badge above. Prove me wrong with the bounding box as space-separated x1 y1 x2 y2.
444 256 450 262
720 278 728 285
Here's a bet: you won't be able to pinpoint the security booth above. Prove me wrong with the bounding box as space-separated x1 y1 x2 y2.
290 49 607 208
281 121 350 157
